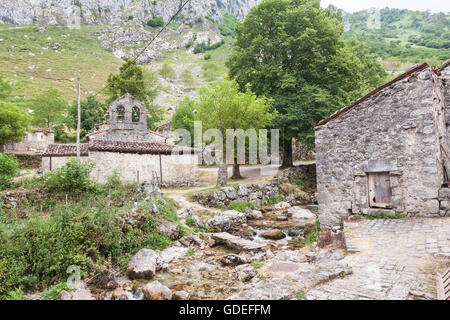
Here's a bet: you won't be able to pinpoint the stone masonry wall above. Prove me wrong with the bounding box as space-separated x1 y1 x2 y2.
192 180 280 208
42 156 89 173
88 151 199 187
315 68 445 229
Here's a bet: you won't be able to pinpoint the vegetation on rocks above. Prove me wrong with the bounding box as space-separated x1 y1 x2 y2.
0 160 178 299
0 154 20 190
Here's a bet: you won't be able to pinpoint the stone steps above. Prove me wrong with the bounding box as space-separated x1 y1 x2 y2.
211 232 266 252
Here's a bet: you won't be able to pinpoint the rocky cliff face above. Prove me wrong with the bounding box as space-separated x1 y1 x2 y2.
0 0 260 26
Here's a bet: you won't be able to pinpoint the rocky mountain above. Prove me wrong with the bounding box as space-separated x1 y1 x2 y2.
0 0 260 26
327 4 350 32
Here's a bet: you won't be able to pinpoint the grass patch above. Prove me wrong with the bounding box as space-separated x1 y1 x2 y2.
186 247 195 257
228 201 255 213
251 260 264 269
0 25 122 102
295 290 306 300
262 196 285 206
352 213 406 220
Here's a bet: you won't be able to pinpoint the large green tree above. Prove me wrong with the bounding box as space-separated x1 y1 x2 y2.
171 97 196 146
68 95 107 140
195 80 275 179
226 0 386 166
105 59 164 130
29 88 67 128
0 101 30 146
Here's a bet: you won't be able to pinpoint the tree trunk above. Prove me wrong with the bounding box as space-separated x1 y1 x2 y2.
217 162 228 187
281 137 293 167
231 157 242 180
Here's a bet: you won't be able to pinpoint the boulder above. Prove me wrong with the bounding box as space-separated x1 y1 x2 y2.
288 207 316 219
274 202 291 210
244 208 263 220
158 222 181 240
71 288 95 300
235 264 256 282
58 290 72 300
222 210 247 225
177 207 193 219
220 253 247 266
112 288 128 300
222 187 238 199
142 281 172 300
237 184 250 196
208 214 231 232
260 229 286 240
191 214 205 228
173 290 189 300
126 249 161 280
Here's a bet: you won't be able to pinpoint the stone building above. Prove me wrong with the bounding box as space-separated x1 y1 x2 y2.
315 61 450 229
2 127 54 153
43 94 199 187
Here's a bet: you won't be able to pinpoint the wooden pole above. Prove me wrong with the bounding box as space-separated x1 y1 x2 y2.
76 73 81 158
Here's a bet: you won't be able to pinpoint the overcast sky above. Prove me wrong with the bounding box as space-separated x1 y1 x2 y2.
320 0 449 13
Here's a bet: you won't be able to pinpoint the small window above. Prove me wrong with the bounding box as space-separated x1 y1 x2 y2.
132 106 140 123
116 106 125 122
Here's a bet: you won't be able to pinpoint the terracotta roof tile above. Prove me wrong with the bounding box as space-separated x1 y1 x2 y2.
88 140 196 155
43 144 88 156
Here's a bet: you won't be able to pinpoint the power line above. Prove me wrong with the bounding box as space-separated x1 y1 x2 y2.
93 0 191 97
132 0 192 63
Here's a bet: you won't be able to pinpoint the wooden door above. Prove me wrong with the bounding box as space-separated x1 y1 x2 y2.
368 172 392 208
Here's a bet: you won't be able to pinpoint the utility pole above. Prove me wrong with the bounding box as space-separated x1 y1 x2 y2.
76 73 81 158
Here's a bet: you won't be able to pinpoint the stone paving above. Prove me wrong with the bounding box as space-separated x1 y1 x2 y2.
307 217 450 300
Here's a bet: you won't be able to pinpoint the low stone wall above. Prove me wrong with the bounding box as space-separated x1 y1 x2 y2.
277 164 316 185
192 181 280 208
13 153 43 169
293 142 315 161
1 188 49 210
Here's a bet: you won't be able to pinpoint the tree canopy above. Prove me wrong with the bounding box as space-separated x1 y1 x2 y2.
226 0 386 166
0 101 30 146
68 95 107 141
195 79 275 178
28 88 67 128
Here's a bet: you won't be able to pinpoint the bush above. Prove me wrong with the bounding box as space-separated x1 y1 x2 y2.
0 153 20 190
44 158 96 194
159 63 176 79
147 16 164 27
0 194 175 298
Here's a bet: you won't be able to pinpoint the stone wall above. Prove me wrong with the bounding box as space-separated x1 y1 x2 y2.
4 132 54 153
292 141 315 161
1 188 49 210
42 155 90 173
441 66 450 159
192 181 280 208
89 151 199 187
315 68 445 229
277 164 316 184
12 153 42 169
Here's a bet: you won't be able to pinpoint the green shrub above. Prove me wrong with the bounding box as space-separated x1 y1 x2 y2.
0 195 174 299
159 63 176 79
204 53 212 60
0 153 20 190
228 201 255 213
44 158 96 194
147 16 164 27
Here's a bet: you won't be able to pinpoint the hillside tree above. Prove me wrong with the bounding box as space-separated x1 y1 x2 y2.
29 88 67 128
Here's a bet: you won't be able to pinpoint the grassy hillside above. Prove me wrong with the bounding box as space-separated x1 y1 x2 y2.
343 8 450 71
0 25 123 103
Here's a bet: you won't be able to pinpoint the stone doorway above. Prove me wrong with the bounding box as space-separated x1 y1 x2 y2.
368 172 392 208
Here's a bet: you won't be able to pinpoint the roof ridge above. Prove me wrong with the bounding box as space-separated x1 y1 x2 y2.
315 62 430 128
